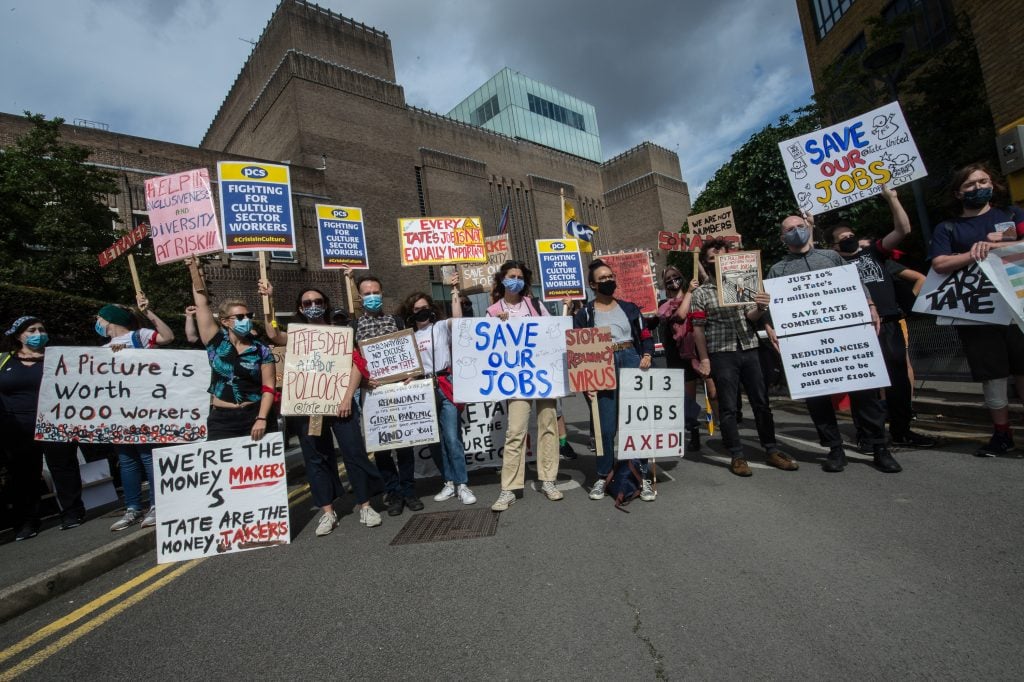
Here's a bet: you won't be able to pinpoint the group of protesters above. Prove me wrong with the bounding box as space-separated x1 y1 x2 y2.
3 162 1022 542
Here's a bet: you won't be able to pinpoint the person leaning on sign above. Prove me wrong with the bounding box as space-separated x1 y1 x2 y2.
190 271 276 443
573 259 658 501
350 272 423 517
95 296 174 531
766 216 901 474
1 316 85 541
486 260 564 512
929 162 1024 457
691 241 799 477
259 281 384 535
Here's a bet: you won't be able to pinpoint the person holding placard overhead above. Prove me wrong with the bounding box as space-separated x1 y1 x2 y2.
95 295 175 531
929 163 1024 457
573 259 657 501
691 241 798 477
486 260 563 511
259 282 383 534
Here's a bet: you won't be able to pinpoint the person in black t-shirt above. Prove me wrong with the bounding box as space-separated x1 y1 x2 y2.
828 184 936 449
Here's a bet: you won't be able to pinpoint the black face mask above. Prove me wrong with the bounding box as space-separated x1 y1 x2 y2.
837 236 859 254
412 308 435 323
596 281 617 297
665 277 682 291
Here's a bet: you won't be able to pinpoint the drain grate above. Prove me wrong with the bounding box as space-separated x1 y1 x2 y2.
390 509 499 546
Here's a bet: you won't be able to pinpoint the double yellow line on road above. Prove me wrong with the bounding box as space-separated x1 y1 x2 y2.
0 482 311 680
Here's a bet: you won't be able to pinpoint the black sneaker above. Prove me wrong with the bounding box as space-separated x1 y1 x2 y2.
15 524 40 541
559 442 578 460
404 496 424 512
890 430 937 449
873 447 903 473
60 515 85 530
822 446 847 473
975 431 1014 457
688 428 701 452
385 494 404 516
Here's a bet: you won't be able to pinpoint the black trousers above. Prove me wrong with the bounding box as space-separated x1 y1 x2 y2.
5 418 83 528
709 349 778 458
806 389 887 449
878 320 913 434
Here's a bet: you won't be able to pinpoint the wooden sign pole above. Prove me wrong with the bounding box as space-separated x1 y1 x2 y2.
592 398 604 461
258 252 271 315
344 268 356 315
126 254 143 297
187 256 207 295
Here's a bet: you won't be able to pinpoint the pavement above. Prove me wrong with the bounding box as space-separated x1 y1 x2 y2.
0 379 1018 627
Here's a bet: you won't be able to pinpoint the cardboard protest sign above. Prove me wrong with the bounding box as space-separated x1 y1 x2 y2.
98 223 150 268
217 161 295 252
779 101 926 215
777 324 890 399
316 204 368 269
358 329 423 383
413 400 535 477
536 238 586 301
35 348 210 444
280 324 353 416
362 379 440 453
154 433 289 563
617 368 685 459
764 264 871 336
912 265 1011 325
977 243 1024 332
145 168 222 264
598 251 658 315
687 206 739 241
451 317 572 402
658 230 741 252
565 327 616 393
715 251 763 307
458 234 510 294
398 216 486 265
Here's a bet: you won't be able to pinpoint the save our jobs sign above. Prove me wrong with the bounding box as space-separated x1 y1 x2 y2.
778 101 926 215
316 204 369 269
144 168 222 264
34 348 210 444
536 238 586 301
154 433 290 564
280 324 354 416
398 216 486 265
616 369 685 459
763 264 889 399
362 379 440 453
217 161 295 251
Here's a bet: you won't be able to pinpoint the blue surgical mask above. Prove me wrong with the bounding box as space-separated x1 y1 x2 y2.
783 225 810 247
232 318 253 336
303 305 325 321
362 294 383 312
24 333 48 350
95 320 108 338
962 187 993 209
503 278 525 294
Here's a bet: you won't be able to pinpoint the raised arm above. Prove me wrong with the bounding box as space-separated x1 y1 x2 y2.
136 293 174 345
191 260 221 345
879 185 911 252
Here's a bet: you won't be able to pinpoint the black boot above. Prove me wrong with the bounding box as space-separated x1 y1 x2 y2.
873 446 902 473
822 446 847 473
688 427 701 452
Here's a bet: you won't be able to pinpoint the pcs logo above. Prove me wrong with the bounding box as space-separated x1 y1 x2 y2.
331 209 349 219
241 166 269 179
550 242 566 251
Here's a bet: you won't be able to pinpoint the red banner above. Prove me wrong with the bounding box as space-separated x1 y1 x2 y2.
98 224 149 268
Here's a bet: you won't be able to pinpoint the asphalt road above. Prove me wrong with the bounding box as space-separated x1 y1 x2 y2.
1 401 1023 680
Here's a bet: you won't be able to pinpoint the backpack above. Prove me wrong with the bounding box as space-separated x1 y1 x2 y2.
604 460 644 512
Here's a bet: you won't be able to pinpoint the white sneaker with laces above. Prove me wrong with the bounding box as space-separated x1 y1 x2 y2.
640 479 656 501
359 505 382 528
110 508 143 532
141 506 157 528
457 484 477 505
434 482 456 502
589 479 606 500
315 510 339 536
491 490 516 512
540 480 564 501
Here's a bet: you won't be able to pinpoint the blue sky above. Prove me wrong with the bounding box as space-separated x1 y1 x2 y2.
0 0 814 197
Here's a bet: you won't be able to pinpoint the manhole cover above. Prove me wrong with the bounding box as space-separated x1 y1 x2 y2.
390 509 499 546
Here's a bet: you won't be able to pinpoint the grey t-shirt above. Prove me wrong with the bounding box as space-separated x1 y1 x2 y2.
594 303 632 344
766 248 845 278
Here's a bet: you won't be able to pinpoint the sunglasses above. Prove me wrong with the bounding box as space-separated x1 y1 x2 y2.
301 298 325 308
225 313 254 321
665 277 683 286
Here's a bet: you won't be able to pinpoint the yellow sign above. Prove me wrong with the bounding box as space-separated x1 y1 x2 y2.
398 216 487 266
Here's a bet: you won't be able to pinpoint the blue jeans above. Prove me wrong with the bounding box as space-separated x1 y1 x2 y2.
428 388 468 485
117 445 154 510
594 348 641 477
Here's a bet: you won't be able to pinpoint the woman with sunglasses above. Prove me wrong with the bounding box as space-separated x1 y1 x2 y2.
191 278 276 442
485 260 563 511
259 281 384 535
658 265 703 451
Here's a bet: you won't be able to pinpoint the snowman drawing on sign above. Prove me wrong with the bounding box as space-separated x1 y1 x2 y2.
790 156 808 180
456 355 478 379
882 152 917 180
797 188 814 213
871 113 900 140
457 323 474 348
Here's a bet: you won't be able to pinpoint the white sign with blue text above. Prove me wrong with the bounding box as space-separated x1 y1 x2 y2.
451 317 572 403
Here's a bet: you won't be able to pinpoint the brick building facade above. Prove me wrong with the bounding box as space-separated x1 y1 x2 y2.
0 0 691 319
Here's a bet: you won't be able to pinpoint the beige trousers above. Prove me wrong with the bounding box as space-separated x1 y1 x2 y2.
500 398 559 491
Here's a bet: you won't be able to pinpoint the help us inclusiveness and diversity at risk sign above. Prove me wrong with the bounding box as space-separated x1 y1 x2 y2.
217 161 296 252
398 217 487 266
778 101 926 216
316 204 369 269
536 238 586 301
145 168 222 264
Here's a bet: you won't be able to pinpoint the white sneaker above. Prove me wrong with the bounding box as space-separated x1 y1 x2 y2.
457 484 477 505
110 508 143 532
140 506 157 528
434 481 456 502
359 505 382 528
315 510 338 537
540 480 564 501
589 479 606 500
491 490 516 512
640 479 656 501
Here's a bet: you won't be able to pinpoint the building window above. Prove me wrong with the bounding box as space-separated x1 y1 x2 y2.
527 94 586 131
470 95 500 126
810 0 857 39
883 0 954 51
